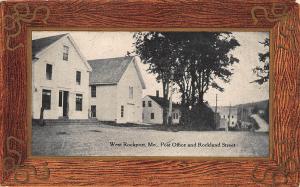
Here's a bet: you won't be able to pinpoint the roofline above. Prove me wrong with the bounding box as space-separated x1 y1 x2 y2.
144 95 181 108
34 33 92 72
132 57 146 89
88 56 134 62
89 83 117 86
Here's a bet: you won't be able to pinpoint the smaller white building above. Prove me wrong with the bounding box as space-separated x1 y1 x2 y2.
88 56 146 124
217 106 238 129
142 94 181 125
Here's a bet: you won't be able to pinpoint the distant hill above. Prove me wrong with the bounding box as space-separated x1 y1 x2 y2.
234 100 269 110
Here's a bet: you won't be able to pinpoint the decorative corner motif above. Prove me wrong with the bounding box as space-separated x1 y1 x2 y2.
252 3 300 53
277 18 300 52
251 137 300 186
251 3 289 25
2 136 50 184
4 3 50 51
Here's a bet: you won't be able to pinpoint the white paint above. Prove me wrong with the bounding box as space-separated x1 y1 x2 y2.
91 57 144 123
32 34 90 119
142 96 181 125
217 106 238 129
142 96 164 124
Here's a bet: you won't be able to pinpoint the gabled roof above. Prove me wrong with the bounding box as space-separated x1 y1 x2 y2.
32 33 92 71
88 56 146 89
148 95 180 108
32 34 67 57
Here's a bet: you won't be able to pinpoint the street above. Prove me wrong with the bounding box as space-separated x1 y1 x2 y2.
32 123 269 157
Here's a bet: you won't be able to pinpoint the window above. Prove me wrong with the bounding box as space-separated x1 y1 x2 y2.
63 45 69 61
176 113 179 119
121 105 124 118
232 122 234 125
232 115 234 118
76 71 81 85
58 91 62 107
42 89 51 110
91 85 96 97
46 64 52 80
142 101 145 107
76 94 83 111
129 86 133 99
151 113 154 119
91 105 96 118
173 113 176 119
148 101 152 107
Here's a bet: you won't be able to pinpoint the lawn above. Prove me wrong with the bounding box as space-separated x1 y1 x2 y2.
31 123 269 157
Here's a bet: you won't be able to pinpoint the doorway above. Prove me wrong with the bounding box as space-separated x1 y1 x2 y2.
91 105 96 118
63 91 69 117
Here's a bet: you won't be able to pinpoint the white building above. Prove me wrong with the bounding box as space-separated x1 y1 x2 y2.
88 56 146 124
32 34 92 119
142 94 181 125
217 106 238 129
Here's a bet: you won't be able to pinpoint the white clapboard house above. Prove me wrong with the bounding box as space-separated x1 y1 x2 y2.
142 93 181 125
88 56 146 124
32 34 92 120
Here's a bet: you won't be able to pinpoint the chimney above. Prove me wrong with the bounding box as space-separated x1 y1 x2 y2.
156 90 159 97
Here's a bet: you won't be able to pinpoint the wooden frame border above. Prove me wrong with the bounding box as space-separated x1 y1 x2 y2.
0 0 299 186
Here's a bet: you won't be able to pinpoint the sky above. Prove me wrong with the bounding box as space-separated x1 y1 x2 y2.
33 31 269 106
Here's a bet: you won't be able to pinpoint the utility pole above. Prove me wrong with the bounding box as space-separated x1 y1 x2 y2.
227 104 231 132
168 69 174 126
215 94 218 129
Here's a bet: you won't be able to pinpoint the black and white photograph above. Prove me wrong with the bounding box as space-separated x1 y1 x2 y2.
31 31 270 157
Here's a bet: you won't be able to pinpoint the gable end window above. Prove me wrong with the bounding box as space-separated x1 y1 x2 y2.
42 89 51 110
76 71 81 85
76 94 83 111
129 86 133 99
142 101 145 107
63 45 69 61
91 85 96 97
148 101 152 107
46 64 52 80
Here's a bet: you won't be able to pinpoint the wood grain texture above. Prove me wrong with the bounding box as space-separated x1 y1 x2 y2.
0 0 299 186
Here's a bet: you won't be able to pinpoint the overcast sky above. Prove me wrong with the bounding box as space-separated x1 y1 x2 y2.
33 31 269 106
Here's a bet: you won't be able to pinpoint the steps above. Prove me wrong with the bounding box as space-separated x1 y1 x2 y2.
33 118 99 126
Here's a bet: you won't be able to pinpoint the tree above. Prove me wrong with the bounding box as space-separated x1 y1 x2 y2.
252 38 270 84
134 32 176 126
171 32 240 127
133 32 240 128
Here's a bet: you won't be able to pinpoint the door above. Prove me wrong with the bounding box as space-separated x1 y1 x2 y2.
127 104 135 123
63 91 69 117
91 105 96 118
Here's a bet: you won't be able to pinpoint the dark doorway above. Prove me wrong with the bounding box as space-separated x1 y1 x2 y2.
63 91 69 117
91 105 96 118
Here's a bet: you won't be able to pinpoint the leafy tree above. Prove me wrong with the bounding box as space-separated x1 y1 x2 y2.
252 38 270 84
172 32 240 127
133 32 240 128
134 32 176 125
